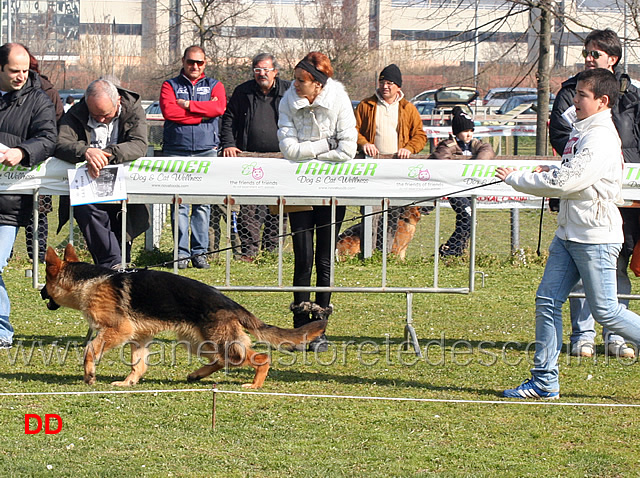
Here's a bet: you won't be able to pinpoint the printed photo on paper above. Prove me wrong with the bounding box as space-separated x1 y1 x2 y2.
68 164 127 206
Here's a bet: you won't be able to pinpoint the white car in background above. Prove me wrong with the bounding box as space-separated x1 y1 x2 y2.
410 89 437 103
483 87 537 109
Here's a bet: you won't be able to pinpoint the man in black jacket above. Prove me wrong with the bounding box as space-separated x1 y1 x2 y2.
0 43 57 349
55 78 149 269
549 29 640 359
220 53 290 261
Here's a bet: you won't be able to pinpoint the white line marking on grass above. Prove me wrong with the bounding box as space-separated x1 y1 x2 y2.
1 388 640 408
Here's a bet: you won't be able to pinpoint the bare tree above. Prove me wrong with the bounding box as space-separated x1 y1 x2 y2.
267 0 373 97
160 0 256 85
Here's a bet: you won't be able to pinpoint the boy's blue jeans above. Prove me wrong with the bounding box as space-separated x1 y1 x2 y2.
0 225 19 343
532 236 640 392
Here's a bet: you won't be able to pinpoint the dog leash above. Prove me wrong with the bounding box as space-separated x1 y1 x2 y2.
137 179 505 271
536 198 546 256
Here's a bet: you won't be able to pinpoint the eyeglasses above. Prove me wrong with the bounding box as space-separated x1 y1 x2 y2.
582 49 605 60
253 68 275 74
185 59 205 66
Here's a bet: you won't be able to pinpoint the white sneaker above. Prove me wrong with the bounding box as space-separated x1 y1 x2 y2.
606 340 636 359
570 340 595 357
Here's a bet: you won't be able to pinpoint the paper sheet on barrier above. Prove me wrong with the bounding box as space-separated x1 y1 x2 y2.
68 164 126 206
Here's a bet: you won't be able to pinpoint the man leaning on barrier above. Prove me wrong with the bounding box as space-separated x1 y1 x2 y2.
355 64 427 252
220 52 291 262
0 42 57 349
55 78 150 269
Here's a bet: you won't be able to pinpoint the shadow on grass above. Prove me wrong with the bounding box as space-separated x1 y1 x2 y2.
0 368 501 398
329 335 539 351
1 359 635 402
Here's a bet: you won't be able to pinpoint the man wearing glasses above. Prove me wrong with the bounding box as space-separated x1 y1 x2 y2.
219 53 291 262
160 45 227 269
56 78 149 270
549 28 640 359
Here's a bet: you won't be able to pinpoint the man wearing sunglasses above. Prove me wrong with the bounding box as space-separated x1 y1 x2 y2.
160 45 227 269
549 28 640 359
219 53 291 262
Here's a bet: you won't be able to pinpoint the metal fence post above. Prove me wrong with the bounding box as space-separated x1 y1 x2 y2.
361 205 373 259
510 208 520 253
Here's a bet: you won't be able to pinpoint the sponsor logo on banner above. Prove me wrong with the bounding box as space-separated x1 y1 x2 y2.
251 167 264 180
241 162 265 181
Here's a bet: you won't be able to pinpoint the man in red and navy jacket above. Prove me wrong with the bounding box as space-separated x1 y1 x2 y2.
160 45 227 269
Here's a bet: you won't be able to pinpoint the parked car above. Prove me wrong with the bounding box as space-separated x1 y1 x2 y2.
497 94 556 115
422 86 480 127
483 87 537 108
410 89 437 103
413 100 435 115
433 86 479 116
145 101 161 115
58 89 85 101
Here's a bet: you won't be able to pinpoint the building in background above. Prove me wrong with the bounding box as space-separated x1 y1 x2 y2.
1 0 638 95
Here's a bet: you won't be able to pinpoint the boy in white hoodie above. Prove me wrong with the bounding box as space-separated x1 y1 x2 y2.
496 68 640 399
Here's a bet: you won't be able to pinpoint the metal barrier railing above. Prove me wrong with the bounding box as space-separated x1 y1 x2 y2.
25 190 479 357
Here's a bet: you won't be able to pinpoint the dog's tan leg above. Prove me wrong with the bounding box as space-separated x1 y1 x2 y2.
111 339 150 386
84 337 103 385
84 328 130 385
241 349 271 389
84 332 118 385
398 246 407 261
187 360 225 382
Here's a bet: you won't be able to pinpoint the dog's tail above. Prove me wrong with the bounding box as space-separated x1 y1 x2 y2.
237 312 327 347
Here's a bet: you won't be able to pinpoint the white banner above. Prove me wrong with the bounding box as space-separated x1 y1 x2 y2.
3 156 640 208
423 124 538 138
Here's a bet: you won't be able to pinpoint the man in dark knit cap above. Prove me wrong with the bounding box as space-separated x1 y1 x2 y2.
355 64 426 159
355 64 427 251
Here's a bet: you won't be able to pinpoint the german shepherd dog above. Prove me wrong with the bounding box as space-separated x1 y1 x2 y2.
336 206 429 261
41 244 326 388
390 206 423 261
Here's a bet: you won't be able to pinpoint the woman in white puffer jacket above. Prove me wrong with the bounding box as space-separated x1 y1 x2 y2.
277 52 357 352
278 54 357 162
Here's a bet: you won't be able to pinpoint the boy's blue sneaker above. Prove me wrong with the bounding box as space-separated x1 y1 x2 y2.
503 378 559 400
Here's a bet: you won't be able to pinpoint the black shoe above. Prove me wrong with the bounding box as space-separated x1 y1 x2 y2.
439 244 463 258
177 259 189 269
0 339 13 349
192 255 210 269
308 333 328 353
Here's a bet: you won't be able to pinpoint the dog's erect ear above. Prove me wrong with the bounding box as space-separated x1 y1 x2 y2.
63 243 80 263
44 247 60 267
45 247 61 277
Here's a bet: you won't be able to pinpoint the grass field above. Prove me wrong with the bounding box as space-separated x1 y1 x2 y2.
1 205 640 477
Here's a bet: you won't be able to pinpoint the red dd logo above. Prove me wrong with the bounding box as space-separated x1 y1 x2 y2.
24 414 63 434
